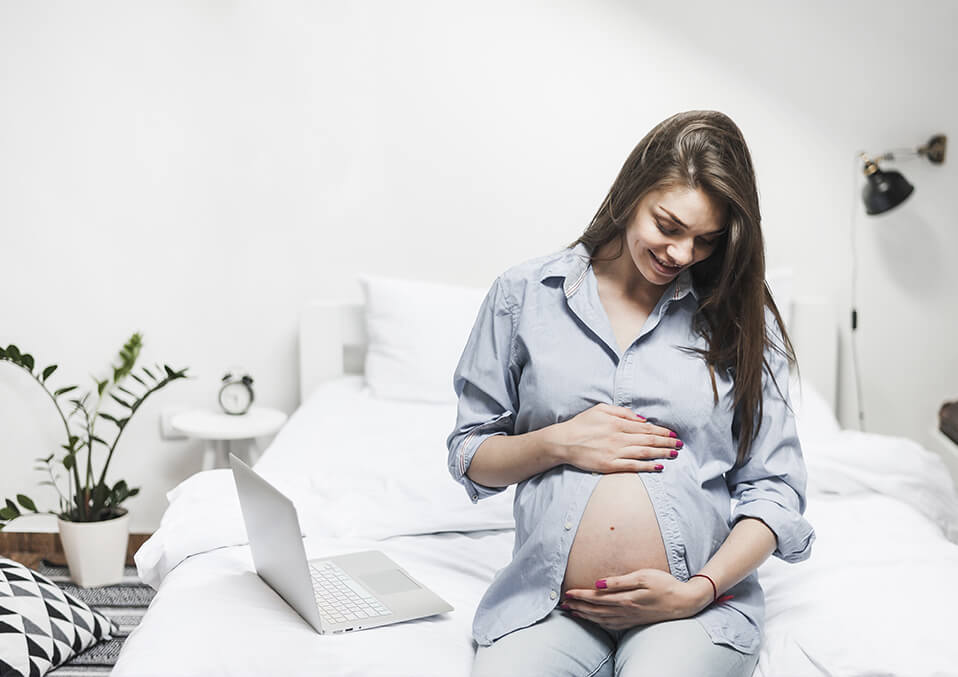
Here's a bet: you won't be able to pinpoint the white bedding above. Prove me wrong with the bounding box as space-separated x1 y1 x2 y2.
117 377 958 677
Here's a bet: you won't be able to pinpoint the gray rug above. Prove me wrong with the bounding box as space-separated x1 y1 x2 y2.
38 561 155 676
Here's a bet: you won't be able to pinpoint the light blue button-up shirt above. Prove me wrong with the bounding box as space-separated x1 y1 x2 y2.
446 242 815 653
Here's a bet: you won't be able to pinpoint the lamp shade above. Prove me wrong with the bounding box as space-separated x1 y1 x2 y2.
862 166 914 215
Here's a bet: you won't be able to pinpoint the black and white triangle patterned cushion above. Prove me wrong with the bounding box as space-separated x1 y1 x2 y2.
0 557 117 677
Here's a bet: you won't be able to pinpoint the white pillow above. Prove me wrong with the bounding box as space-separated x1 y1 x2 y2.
790 373 841 448
359 274 488 404
766 267 793 330
802 430 958 543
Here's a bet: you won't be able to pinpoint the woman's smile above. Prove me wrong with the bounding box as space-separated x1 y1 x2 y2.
649 249 683 276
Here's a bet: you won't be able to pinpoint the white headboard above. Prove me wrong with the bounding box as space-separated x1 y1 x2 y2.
299 275 839 416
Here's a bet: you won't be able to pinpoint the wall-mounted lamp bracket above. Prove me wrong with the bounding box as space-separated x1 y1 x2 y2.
921 134 947 164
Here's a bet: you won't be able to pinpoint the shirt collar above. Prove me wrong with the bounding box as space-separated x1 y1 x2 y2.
539 241 699 301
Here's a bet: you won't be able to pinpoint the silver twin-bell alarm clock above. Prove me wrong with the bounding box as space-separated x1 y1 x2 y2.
219 371 254 415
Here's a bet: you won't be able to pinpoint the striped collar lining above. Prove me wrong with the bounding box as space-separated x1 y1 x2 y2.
543 242 697 301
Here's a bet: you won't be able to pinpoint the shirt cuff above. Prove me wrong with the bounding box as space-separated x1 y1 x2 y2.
455 415 513 503
730 497 816 563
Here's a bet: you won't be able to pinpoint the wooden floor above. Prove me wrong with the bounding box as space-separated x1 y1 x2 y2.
0 532 151 569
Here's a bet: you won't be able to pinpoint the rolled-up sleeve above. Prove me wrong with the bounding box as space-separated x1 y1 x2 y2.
726 311 816 563
446 275 520 504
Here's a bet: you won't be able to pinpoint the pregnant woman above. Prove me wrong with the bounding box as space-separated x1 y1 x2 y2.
446 110 815 676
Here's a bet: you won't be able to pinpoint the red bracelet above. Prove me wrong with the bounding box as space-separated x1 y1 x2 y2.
689 574 717 603
689 574 735 604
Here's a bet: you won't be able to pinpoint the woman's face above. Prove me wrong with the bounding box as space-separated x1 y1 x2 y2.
623 185 727 286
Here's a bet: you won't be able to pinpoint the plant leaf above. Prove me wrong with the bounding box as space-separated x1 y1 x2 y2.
164 364 176 378
21 354 34 371
113 333 142 383
54 385 78 397
130 373 146 386
41 364 57 381
112 480 129 505
0 507 17 520
6 345 21 360
5 499 19 514
98 412 120 424
109 394 133 409
91 435 108 446
16 495 37 512
117 385 137 398
63 454 75 471
128 487 140 497
97 379 109 396
142 366 155 380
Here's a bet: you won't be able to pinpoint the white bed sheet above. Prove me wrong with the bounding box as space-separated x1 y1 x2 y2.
115 493 958 677
119 529 515 677
117 377 958 677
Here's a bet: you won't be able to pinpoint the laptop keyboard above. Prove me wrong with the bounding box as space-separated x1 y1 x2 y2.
309 560 391 625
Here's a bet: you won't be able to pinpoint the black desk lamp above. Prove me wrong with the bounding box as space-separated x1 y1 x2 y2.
850 134 947 430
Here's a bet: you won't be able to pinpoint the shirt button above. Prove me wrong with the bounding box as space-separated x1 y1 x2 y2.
564 521 573 530
549 590 557 600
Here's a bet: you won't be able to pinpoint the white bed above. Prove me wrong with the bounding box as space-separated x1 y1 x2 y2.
114 277 958 677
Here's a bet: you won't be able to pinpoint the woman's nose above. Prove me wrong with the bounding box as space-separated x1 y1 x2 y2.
667 240 694 266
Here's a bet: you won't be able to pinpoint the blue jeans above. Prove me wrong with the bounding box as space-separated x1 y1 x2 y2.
472 610 760 677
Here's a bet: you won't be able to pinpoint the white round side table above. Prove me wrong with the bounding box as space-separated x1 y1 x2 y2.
170 406 288 470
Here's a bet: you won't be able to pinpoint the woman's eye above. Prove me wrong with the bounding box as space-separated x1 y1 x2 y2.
656 218 719 246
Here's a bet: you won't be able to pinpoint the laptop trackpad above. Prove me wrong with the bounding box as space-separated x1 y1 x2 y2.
361 569 421 595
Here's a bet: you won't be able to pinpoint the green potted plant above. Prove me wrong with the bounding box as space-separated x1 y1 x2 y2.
0 332 188 587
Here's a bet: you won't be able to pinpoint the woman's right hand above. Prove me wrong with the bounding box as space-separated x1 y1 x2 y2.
550 403 682 474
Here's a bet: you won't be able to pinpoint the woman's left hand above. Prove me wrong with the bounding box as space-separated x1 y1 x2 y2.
560 569 709 631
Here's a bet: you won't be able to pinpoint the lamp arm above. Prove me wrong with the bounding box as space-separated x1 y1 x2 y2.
873 148 921 162
865 134 946 165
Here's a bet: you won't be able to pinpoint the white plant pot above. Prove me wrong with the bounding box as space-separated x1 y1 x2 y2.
57 509 130 588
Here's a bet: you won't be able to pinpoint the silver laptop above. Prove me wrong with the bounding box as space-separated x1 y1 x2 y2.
229 453 453 634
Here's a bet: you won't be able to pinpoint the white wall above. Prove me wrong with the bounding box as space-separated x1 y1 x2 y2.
1 0 956 532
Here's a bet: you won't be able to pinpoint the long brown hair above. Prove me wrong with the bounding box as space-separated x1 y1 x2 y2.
569 110 796 469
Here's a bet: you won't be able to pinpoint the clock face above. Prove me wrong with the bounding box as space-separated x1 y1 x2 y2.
220 382 253 415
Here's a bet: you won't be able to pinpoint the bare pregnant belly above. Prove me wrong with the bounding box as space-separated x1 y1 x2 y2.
561 473 671 597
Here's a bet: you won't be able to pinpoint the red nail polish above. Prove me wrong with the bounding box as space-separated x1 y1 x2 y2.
669 450 678 458
654 464 664 471
675 440 683 449
669 431 677 438
595 579 607 589
635 413 647 421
